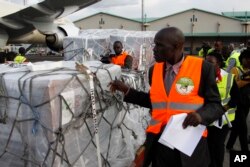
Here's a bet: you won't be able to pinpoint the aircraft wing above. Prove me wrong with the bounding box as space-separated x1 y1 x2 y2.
0 0 101 51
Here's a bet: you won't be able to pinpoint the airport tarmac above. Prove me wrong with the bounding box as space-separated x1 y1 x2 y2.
223 112 250 167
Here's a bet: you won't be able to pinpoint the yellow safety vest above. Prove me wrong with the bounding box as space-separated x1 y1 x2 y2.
198 48 204 57
212 70 236 127
14 54 26 63
225 51 241 69
207 48 214 55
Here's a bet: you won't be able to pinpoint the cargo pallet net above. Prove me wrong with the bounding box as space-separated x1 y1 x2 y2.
0 61 150 167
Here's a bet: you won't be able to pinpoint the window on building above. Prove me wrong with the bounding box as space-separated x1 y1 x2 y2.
184 47 191 52
196 47 201 51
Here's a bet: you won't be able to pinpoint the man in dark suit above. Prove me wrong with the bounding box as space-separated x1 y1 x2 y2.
110 27 224 167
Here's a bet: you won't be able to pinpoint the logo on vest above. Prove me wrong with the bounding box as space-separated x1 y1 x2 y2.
176 77 194 95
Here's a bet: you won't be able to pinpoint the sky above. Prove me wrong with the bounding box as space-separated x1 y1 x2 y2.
68 0 250 21
6 0 250 21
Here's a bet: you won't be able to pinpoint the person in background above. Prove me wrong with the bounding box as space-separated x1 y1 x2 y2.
224 41 250 72
226 49 250 151
0 52 6 64
14 47 28 63
198 41 211 58
221 45 231 62
208 41 223 55
109 27 224 167
101 41 133 69
225 49 241 73
6 51 17 62
228 43 235 54
205 52 239 167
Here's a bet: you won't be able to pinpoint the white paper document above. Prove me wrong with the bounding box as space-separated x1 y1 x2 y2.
158 113 206 157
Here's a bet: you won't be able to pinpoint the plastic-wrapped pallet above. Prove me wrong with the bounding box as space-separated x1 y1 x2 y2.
63 29 123 63
109 30 156 70
63 37 110 63
63 29 156 71
0 61 149 167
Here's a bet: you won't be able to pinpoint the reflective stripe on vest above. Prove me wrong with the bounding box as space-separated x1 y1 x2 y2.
225 51 241 68
152 102 203 111
221 73 233 106
226 108 236 122
111 52 128 67
211 71 236 127
148 56 207 137
221 73 236 125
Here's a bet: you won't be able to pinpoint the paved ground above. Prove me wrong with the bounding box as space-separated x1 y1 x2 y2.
223 112 250 167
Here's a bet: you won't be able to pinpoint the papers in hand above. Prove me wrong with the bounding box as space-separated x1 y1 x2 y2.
158 113 206 157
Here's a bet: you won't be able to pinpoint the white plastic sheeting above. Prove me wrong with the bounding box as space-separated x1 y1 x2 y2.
0 61 150 167
63 29 156 71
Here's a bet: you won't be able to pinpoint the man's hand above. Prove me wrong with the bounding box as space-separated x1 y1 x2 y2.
182 112 202 129
109 79 129 94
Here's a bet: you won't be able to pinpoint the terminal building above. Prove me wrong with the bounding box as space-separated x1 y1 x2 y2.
74 8 250 54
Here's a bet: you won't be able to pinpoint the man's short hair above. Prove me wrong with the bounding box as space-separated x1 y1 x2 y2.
19 47 26 55
158 27 185 46
113 41 123 47
207 51 225 68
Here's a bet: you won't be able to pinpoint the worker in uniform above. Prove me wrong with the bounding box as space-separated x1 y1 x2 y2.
225 50 241 73
110 27 224 167
101 41 133 69
14 47 27 63
226 49 250 151
205 51 239 167
207 41 223 55
198 41 211 58
225 40 250 72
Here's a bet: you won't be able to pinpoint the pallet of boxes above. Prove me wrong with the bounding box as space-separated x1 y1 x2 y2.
0 60 149 167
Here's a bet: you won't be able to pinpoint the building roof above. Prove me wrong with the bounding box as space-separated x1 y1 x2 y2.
148 8 242 22
74 12 142 23
222 11 250 21
132 17 159 22
74 8 243 24
184 32 249 37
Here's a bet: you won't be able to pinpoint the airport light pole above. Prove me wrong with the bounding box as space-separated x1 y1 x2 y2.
141 0 144 31
24 0 28 5
190 14 197 55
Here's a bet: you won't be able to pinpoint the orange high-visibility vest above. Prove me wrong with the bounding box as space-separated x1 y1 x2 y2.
148 56 207 137
111 52 128 67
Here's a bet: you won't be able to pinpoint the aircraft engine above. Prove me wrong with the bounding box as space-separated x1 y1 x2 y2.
46 24 79 52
